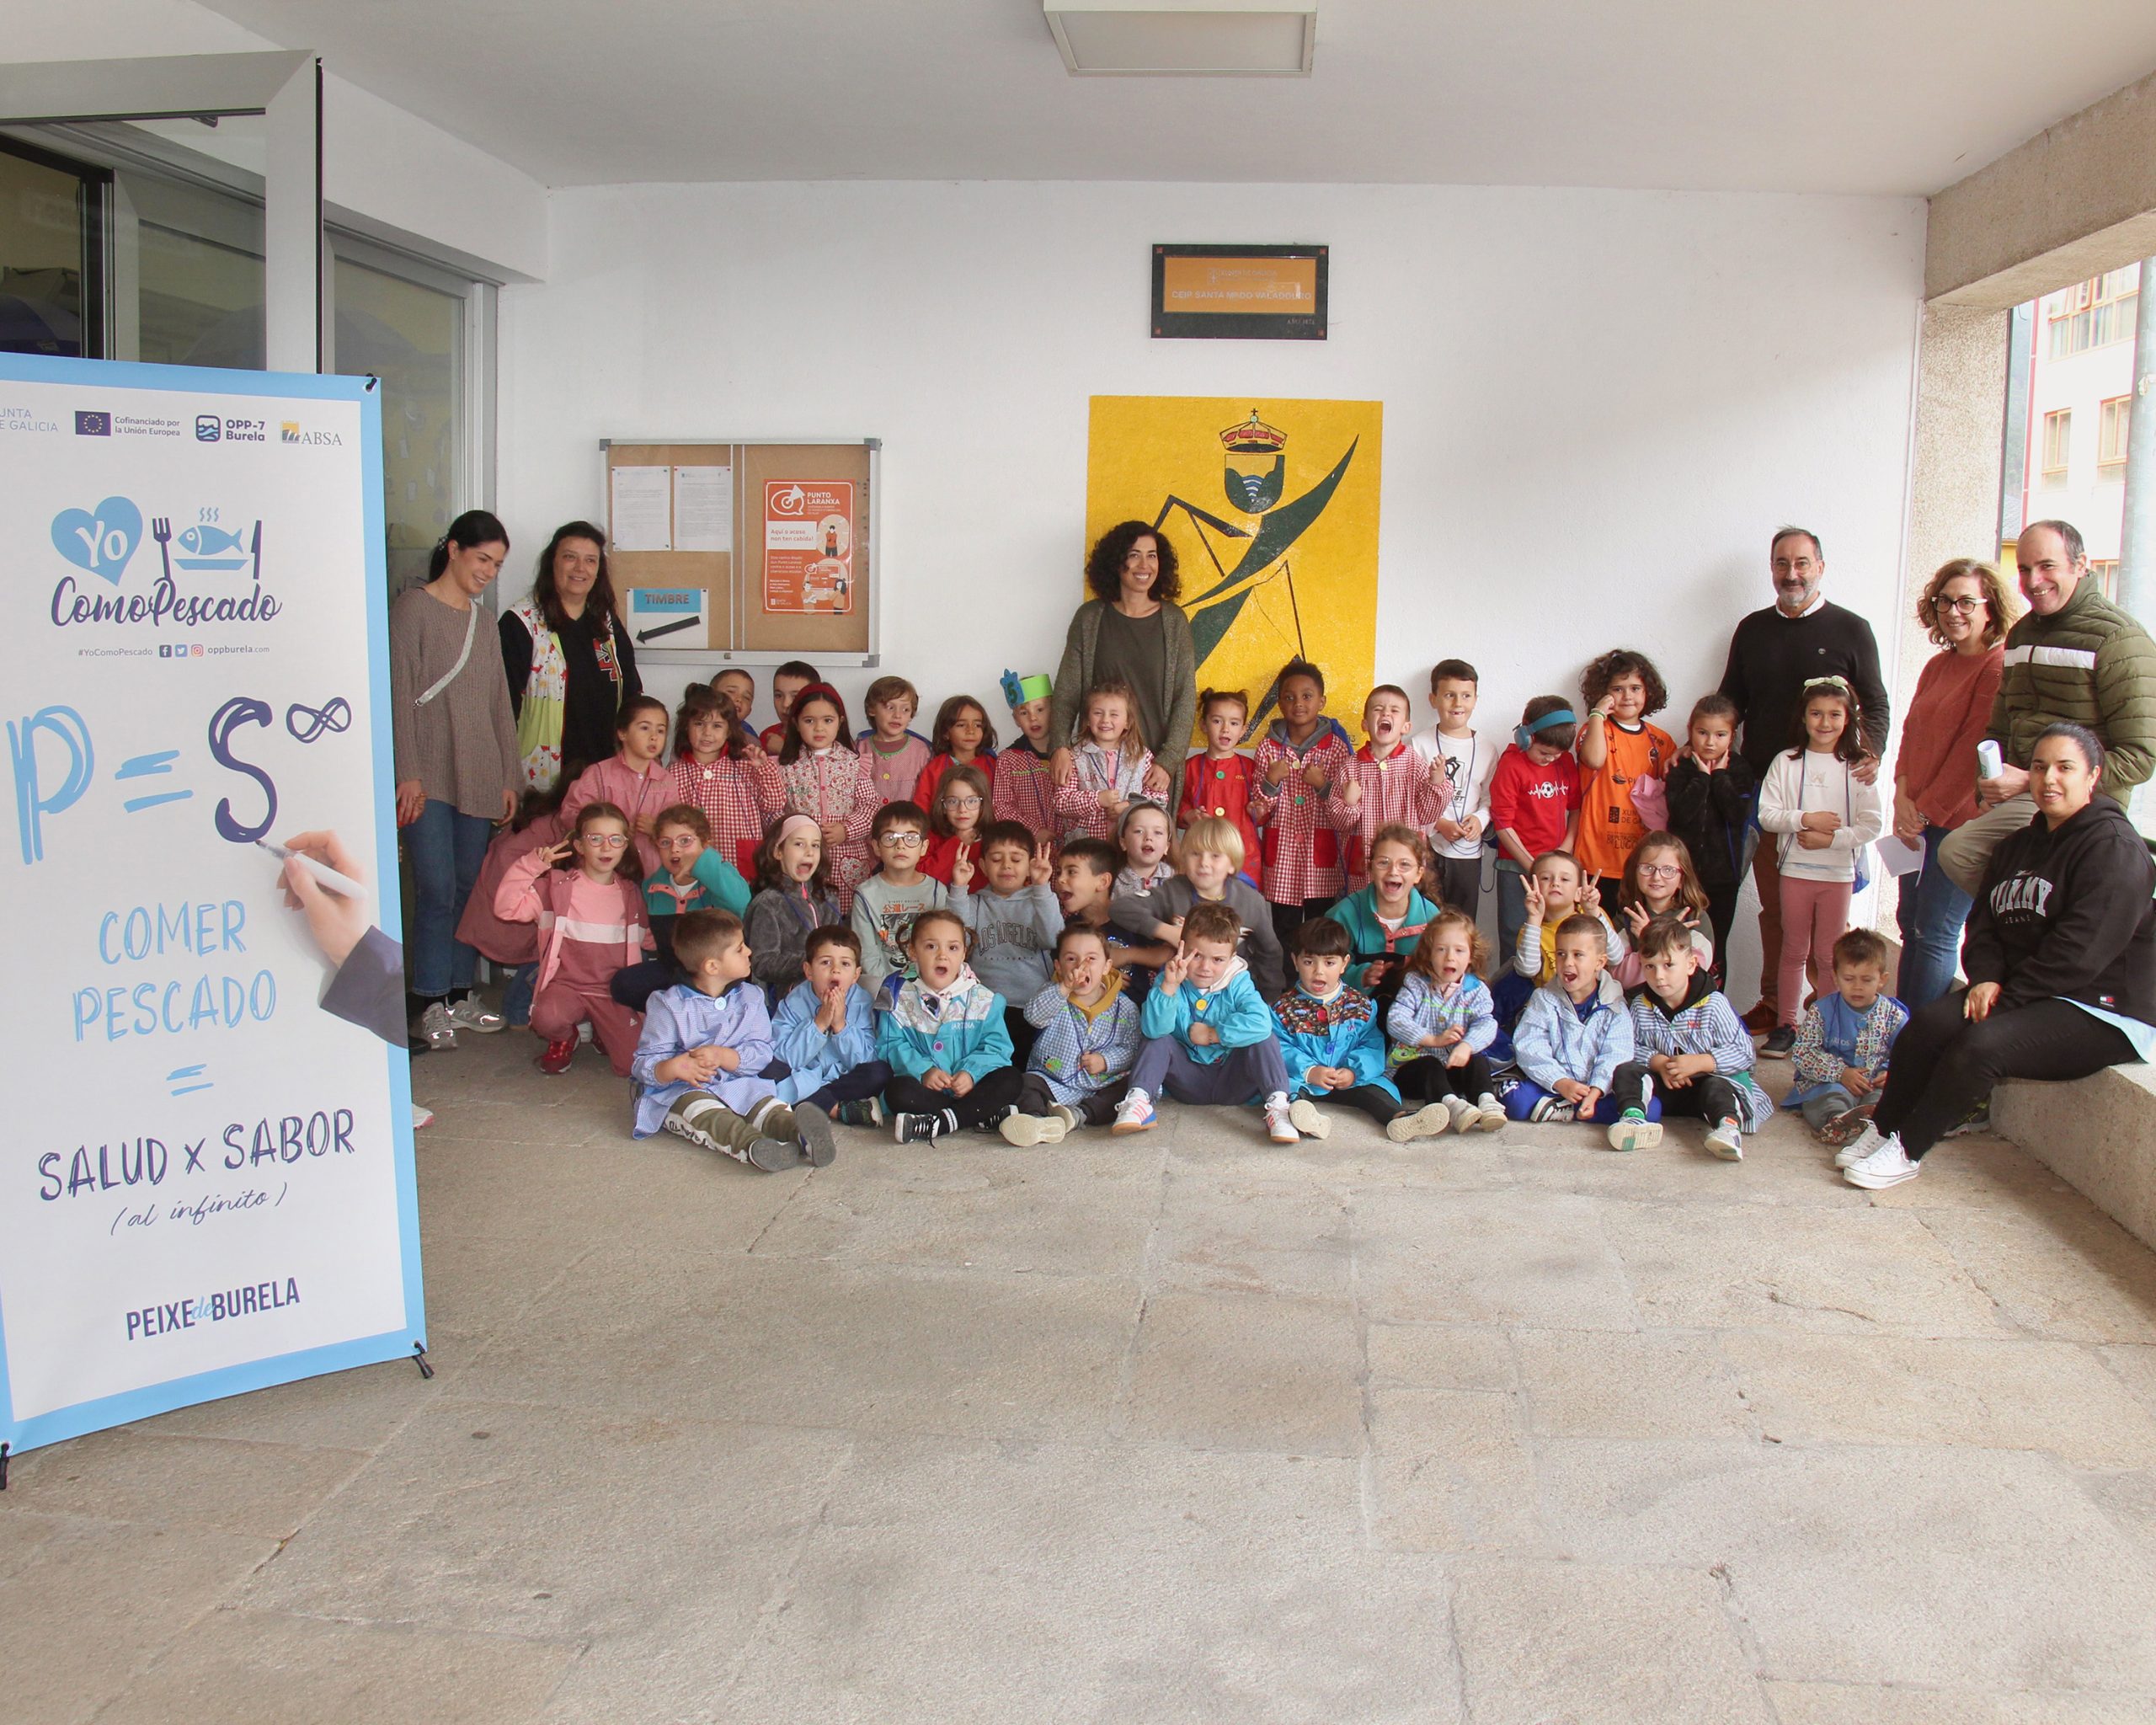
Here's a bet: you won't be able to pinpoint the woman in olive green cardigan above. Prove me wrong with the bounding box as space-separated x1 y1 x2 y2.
1048 521 1198 804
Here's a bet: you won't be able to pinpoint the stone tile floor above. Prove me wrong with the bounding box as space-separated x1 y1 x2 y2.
8 1026 2156 1722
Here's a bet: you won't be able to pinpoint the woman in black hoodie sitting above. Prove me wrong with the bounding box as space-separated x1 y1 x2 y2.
1840 722 2154 1188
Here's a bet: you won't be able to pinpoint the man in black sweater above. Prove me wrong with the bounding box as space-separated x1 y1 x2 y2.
1718 526 1891 1039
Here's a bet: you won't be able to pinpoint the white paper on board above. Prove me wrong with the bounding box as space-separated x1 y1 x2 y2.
674 466 732 553
1872 833 1926 878
610 465 673 552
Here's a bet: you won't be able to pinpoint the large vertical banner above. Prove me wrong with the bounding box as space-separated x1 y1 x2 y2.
1085 396 1383 740
0 355 423 1455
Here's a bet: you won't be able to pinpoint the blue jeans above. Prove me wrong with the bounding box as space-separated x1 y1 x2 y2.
406 798 494 997
1895 825 1973 1011
503 961 538 1027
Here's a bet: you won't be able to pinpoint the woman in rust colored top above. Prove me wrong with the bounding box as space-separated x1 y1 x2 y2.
1892 558 2014 1007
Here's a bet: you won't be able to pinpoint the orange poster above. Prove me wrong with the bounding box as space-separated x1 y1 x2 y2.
764 480 854 615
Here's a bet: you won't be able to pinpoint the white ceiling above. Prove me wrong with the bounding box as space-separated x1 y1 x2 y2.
192 0 2156 195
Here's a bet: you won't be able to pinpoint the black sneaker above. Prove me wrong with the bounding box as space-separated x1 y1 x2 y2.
892 1108 957 1144
1760 1026 1797 1060
795 1105 838 1167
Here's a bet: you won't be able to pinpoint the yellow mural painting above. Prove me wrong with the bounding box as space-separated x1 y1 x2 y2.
1085 395 1383 744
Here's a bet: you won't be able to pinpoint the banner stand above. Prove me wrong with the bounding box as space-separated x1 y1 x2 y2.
0 353 427 1461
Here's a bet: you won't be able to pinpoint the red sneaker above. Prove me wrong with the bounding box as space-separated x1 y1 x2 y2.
1739 1001 1777 1033
537 1038 576 1075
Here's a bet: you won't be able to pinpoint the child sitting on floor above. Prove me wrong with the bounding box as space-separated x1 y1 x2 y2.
1109 815 1283 997
1507 913 1636 1126
877 908 1025 1143
1001 923 1143 1146
1497 848 1626 1029
630 910 835 1171
1113 902 1297 1143
1794 927 1910 1155
1386 908 1508 1138
1610 913 1770 1160
1272 916 1404 1140
770 924 890 1127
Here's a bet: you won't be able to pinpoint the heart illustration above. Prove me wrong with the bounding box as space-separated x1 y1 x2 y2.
51 496 145 585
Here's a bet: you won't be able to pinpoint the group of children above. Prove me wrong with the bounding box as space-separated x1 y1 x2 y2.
443 647 1906 1171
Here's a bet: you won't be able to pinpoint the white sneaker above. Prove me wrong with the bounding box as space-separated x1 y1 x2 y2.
1834 1122 1886 1170
1112 1090 1156 1135
419 1001 458 1050
1050 1105 1082 1135
1288 1097 1332 1140
1263 1095 1299 1144
1385 1102 1451 1143
1844 1134 1920 1189
446 996 505 1033
1444 1095 1481 1135
1475 1093 1508 1133
999 1112 1068 1147
1704 1117 1744 1162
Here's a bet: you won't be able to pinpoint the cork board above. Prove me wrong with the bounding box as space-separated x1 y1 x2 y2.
601 438 876 661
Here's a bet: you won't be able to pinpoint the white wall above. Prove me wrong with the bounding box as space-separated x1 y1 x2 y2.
8 0 548 280
501 179 1924 742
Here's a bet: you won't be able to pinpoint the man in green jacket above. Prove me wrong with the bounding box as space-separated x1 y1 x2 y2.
1940 519 2156 895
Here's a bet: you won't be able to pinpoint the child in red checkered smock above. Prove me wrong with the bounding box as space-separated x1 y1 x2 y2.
1054 677 1154 844
666 683 783 880
992 670 1059 846
778 683 878 914
1179 688 1262 882
1330 684 1449 890
1247 658 1355 944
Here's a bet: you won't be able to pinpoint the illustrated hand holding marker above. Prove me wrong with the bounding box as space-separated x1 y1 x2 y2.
267 830 371 968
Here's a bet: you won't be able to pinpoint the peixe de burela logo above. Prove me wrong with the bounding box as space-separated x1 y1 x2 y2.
45 497 280 631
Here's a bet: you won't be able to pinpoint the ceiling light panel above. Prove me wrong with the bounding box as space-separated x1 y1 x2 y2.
1045 0 1317 77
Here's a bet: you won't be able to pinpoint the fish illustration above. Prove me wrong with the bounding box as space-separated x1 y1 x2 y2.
177 524 246 555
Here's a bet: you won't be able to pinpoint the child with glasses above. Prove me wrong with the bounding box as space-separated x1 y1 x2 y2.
851 801 949 1006
493 800 654 1076
922 763 990 886
1611 831 1716 988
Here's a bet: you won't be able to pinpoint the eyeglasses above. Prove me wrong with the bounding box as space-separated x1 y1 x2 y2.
1637 863 1682 880
582 833 630 850
1936 595 1986 615
879 832 925 849
945 795 984 808
658 834 700 848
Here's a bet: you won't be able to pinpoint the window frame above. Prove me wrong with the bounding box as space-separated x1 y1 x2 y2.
2041 406 2073 478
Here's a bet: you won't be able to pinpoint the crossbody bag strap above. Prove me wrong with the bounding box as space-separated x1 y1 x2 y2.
416 600 480 707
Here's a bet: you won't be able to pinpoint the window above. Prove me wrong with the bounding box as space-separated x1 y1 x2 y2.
2091 559 2120 600
2047 268 2141 359
2041 408 2072 478
2100 395 2131 470
0 139 103 357
0 123 494 602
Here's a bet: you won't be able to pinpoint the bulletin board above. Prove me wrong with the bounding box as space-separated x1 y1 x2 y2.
600 438 878 663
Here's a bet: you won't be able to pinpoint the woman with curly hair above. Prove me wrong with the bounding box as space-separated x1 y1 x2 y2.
499 520 643 792
1891 558 2015 1007
1575 647 1676 904
1047 521 1198 804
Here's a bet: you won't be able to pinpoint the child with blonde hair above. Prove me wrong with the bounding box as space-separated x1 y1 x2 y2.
1386 908 1506 1136
1055 676 1154 842
1109 814 1283 996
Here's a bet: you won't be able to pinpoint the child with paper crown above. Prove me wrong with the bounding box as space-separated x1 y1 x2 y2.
994 670 1059 846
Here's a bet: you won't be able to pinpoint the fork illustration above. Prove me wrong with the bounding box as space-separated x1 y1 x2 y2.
151 516 173 583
